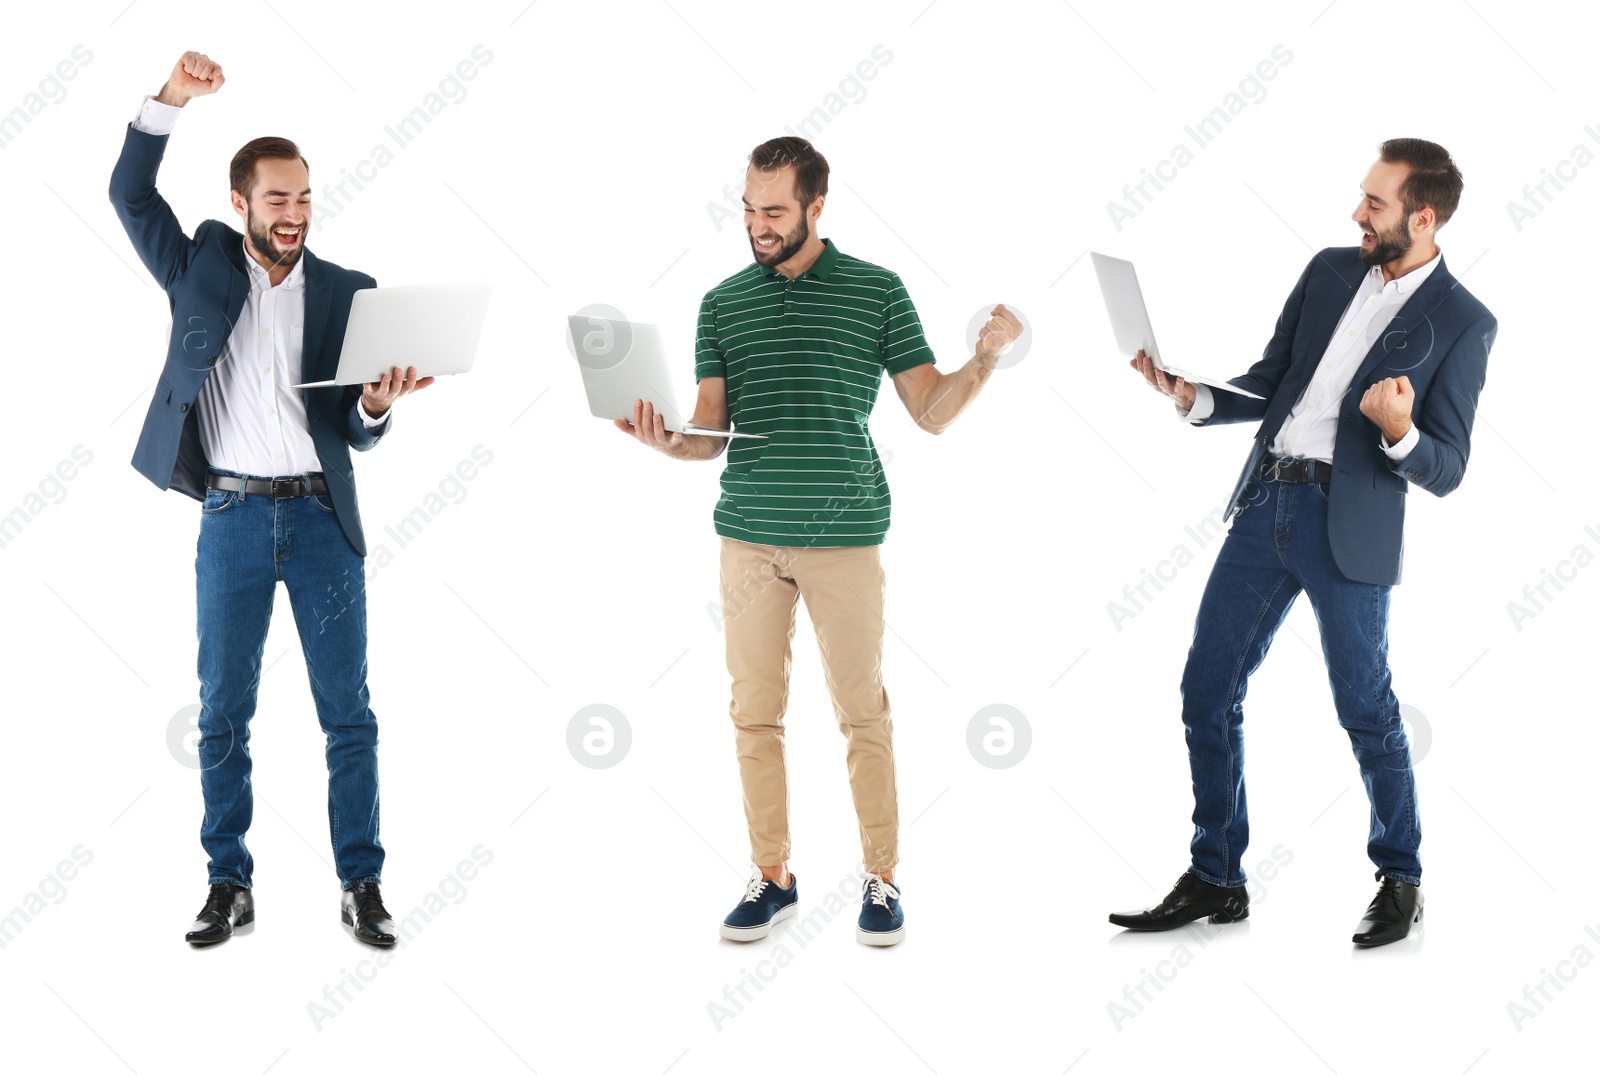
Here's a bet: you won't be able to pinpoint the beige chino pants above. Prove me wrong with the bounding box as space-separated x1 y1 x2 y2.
719 537 899 874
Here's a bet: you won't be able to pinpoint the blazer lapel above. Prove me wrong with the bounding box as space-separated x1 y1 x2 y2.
300 248 333 395
1299 251 1367 377
1347 256 1453 391
1261 251 1366 441
220 238 250 342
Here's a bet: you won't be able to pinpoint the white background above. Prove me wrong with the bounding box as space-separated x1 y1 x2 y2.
0 0 1594 1072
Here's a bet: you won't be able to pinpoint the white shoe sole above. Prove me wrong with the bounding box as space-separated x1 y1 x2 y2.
856 924 905 947
720 901 798 941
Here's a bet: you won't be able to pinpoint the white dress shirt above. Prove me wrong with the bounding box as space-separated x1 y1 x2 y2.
131 97 387 478
1181 252 1441 464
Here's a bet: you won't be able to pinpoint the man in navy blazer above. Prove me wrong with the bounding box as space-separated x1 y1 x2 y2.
1110 139 1496 946
109 52 431 948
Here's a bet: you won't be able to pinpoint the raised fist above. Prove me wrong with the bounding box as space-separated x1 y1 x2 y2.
157 52 224 106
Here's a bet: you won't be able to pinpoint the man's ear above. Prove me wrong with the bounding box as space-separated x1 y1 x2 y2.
230 189 248 219
809 196 824 223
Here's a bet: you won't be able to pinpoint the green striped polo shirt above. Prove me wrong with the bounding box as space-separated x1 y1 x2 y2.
694 237 936 547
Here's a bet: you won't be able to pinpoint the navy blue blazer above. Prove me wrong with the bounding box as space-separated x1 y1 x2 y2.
108 122 387 556
1201 247 1497 586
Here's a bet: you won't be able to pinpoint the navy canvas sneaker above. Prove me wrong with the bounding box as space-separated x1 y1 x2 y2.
856 873 904 946
720 870 799 941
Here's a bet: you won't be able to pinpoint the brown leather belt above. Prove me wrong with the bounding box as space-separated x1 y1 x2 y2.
1259 456 1332 484
207 473 329 497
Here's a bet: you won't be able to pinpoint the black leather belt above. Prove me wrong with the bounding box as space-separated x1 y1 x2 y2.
1259 456 1332 484
207 473 328 497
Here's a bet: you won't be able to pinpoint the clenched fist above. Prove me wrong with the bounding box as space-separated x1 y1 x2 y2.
156 52 224 107
975 304 1025 368
1360 375 1415 444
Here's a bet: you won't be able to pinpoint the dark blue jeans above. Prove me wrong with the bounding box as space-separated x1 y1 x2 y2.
195 470 383 890
1182 474 1420 889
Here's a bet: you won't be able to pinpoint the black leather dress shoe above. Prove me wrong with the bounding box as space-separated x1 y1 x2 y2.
185 882 254 946
1109 871 1250 931
1352 877 1423 947
341 882 398 946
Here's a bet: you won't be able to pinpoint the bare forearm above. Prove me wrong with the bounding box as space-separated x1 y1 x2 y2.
916 354 996 433
670 433 728 461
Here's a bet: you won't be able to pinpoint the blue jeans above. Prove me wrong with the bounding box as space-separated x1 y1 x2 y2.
1181 473 1421 888
194 469 383 890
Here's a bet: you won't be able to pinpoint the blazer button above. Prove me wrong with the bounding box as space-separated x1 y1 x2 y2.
179 402 189 413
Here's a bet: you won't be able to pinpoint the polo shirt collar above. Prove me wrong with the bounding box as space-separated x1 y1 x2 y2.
762 236 839 281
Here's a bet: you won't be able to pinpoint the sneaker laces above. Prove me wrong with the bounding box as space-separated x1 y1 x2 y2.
742 870 771 903
863 873 900 907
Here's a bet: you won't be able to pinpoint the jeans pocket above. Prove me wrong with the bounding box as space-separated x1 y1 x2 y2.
308 490 336 513
1315 480 1330 502
201 488 238 515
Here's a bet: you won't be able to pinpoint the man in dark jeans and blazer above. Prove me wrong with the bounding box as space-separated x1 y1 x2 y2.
110 52 431 947
1111 139 1497 946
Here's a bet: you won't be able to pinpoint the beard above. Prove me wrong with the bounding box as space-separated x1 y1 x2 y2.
749 211 810 269
246 204 307 268
1360 213 1412 266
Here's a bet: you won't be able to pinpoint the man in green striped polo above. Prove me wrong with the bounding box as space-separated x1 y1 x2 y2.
617 136 1022 946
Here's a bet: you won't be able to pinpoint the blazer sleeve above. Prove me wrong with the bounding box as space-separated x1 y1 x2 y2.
1196 252 1319 427
108 123 198 291
342 273 389 451
1393 313 1496 497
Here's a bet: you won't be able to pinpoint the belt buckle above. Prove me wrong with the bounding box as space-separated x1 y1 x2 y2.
271 477 301 498
1260 458 1283 482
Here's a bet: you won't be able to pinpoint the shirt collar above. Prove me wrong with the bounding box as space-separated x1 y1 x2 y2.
1372 249 1441 296
762 236 840 281
242 237 306 291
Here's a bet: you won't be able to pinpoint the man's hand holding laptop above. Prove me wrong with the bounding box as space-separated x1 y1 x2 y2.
1131 348 1196 410
362 365 434 419
613 393 732 461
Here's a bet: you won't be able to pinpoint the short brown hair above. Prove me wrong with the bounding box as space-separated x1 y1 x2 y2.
230 136 308 198
1377 138 1463 228
748 136 829 210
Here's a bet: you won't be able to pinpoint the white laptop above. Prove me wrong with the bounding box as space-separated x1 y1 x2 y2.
567 314 767 439
292 281 492 388
1090 253 1263 399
